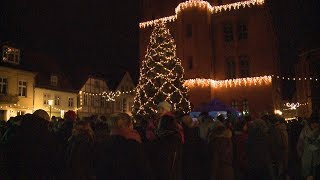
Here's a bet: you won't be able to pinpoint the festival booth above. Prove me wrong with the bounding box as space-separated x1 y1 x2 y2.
190 99 240 119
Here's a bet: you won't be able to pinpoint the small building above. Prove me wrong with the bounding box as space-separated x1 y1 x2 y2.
33 73 78 118
76 75 113 118
108 71 135 115
0 45 36 120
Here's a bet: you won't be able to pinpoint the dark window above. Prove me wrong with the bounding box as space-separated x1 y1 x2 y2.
239 56 250 77
238 23 248 40
231 100 238 110
186 24 192 38
18 80 27 97
242 99 249 115
122 98 127 113
188 56 193 70
0 78 7 95
225 57 236 79
223 23 233 42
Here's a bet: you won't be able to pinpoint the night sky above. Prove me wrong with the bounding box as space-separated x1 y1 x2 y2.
0 0 140 79
1 0 320 98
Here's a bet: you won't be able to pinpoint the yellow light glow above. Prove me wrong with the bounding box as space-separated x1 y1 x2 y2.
48 100 54 106
139 0 265 29
274 109 283 116
184 75 272 88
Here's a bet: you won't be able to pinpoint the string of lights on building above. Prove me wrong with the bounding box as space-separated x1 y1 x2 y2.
184 75 320 89
139 0 265 29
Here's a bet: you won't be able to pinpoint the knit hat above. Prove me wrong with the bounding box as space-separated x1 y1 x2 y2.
157 101 172 112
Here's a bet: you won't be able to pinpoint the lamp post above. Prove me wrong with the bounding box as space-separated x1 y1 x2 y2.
48 100 53 119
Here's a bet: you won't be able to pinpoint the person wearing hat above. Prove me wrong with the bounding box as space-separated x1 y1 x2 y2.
146 101 172 141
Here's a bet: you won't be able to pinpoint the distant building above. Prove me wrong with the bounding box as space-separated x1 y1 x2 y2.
111 71 135 115
139 0 281 115
75 70 136 118
0 45 36 120
295 48 320 117
77 75 113 118
34 73 78 118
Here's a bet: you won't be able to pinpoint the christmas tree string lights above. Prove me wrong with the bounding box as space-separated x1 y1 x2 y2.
133 23 191 117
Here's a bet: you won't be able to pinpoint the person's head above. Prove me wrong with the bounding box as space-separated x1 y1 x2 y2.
33 109 50 121
182 115 193 128
157 101 172 116
158 114 177 131
64 110 77 121
199 114 212 125
72 120 94 139
309 113 320 130
109 113 133 130
234 119 248 132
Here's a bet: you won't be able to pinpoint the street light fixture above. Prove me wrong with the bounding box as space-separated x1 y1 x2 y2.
48 100 53 119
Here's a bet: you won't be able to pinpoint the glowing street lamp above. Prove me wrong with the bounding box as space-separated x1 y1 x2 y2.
48 100 53 119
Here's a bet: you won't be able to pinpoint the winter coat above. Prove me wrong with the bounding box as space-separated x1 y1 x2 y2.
65 134 95 179
208 127 234 180
146 118 160 141
233 131 249 178
0 115 57 179
247 120 274 180
274 122 289 174
148 130 182 180
182 125 210 180
96 132 153 180
297 125 320 177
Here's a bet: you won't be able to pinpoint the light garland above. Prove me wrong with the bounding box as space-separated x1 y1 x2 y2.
139 15 177 29
184 75 272 88
79 89 135 102
283 102 308 110
139 0 265 29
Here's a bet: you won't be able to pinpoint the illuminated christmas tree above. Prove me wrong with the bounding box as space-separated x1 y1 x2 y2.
133 23 191 118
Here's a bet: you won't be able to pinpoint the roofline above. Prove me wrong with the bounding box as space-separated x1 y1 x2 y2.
35 86 79 94
0 65 38 76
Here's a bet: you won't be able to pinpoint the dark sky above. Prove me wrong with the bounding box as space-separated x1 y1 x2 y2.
1 0 320 98
0 0 140 79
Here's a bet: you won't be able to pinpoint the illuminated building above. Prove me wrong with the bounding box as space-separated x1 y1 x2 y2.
139 0 280 114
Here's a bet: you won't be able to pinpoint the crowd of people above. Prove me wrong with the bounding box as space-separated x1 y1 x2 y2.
0 101 320 180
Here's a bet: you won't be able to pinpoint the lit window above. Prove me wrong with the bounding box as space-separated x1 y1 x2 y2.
68 97 74 107
55 95 60 106
239 55 250 78
50 75 58 86
223 23 233 42
2 46 20 64
18 80 27 97
225 57 236 79
43 93 51 105
0 77 8 95
238 23 248 40
186 24 192 38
